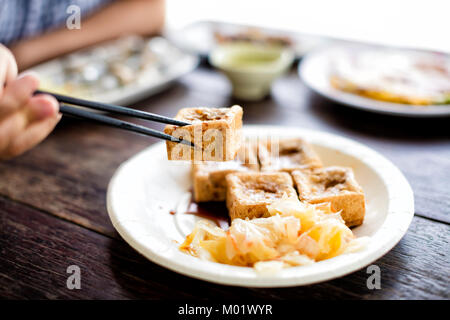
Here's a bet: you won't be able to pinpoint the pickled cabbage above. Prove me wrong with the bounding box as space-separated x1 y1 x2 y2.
180 198 368 273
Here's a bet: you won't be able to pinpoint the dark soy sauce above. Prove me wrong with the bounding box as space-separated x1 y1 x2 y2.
184 201 230 230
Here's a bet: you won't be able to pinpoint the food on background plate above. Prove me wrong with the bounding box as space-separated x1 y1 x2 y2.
37 36 185 99
226 171 298 220
258 137 323 172
291 167 365 227
192 140 259 202
164 105 243 161
180 198 368 273
329 48 450 105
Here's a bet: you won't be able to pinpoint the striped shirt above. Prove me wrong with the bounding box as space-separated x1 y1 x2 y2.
0 0 113 45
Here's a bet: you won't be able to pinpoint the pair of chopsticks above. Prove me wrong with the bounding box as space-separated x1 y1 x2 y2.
34 90 195 147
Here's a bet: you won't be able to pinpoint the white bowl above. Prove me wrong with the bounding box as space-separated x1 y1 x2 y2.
209 43 295 101
107 125 414 287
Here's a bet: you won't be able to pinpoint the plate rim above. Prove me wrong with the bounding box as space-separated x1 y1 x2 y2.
299 43 450 117
106 125 415 287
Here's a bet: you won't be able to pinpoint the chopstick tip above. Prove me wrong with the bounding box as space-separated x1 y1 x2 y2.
173 137 197 148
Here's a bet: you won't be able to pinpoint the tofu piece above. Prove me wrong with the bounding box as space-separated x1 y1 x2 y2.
164 105 243 161
258 137 322 172
192 141 259 202
226 172 298 220
291 166 365 227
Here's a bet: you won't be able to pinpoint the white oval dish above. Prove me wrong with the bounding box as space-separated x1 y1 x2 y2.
107 125 414 287
299 44 450 117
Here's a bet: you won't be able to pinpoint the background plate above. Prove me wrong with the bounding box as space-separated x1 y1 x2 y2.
299 44 450 117
30 37 199 106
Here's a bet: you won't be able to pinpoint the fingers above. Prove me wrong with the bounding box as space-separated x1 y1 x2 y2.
0 45 59 159
0 93 60 159
0 73 40 117
0 113 61 160
25 93 59 121
4 47 18 83
0 111 28 154
0 45 18 93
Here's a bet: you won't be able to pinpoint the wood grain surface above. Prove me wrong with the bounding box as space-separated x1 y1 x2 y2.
0 197 448 299
0 65 449 299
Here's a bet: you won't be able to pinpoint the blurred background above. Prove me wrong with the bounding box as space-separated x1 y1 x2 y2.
166 0 450 53
25 0 449 110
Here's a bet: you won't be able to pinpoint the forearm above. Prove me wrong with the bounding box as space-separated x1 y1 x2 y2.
11 0 165 70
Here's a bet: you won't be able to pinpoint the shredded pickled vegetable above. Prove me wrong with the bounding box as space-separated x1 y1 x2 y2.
180 198 368 273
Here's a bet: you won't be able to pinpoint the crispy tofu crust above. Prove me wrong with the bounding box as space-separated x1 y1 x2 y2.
164 105 243 161
291 166 365 227
226 171 298 220
192 141 259 202
258 137 322 172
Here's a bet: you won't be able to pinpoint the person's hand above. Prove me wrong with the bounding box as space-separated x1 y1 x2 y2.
0 44 61 160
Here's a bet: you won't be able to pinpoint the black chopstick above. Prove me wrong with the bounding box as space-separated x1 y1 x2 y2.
59 104 195 147
35 90 191 127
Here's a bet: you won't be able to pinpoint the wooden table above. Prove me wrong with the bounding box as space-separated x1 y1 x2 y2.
0 65 449 299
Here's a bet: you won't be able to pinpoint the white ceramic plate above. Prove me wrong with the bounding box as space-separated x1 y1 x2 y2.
107 126 414 287
299 44 450 117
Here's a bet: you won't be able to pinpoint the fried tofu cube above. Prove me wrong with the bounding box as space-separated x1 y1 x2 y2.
192 141 259 202
258 137 322 172
164 105 243 161
226 172 298 220
291 166 365 227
